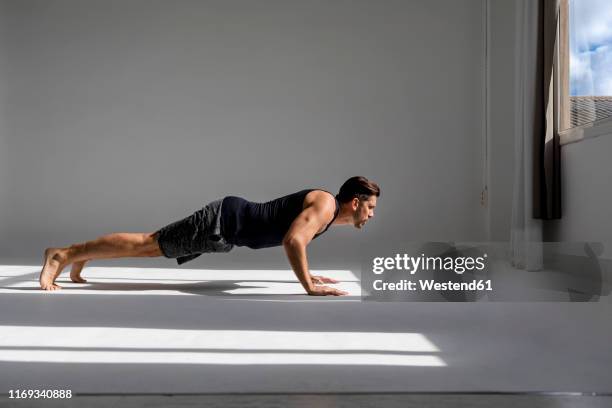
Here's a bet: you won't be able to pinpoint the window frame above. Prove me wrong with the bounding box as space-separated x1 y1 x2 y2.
557 0 612 145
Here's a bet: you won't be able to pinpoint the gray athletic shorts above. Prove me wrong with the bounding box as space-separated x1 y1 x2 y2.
154 198 234 265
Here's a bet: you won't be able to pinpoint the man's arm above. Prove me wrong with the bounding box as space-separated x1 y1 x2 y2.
282 198 347 296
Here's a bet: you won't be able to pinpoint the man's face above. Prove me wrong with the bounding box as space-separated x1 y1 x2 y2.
352 195 377 229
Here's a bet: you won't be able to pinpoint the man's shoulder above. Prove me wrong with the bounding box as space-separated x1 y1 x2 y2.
303 190 336 216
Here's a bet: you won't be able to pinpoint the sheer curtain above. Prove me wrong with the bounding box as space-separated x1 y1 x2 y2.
510 0 562 270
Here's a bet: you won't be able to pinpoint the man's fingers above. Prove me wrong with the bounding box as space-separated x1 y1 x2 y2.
325 287 347 296
306 284 348 296
312 275 340 284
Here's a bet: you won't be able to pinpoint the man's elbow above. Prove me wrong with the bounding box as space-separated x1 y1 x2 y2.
282 235 305 248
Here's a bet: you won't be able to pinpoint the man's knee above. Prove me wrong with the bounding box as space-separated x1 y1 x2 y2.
143 232 163 256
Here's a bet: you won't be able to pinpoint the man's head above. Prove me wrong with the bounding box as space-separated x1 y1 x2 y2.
336 176 380 229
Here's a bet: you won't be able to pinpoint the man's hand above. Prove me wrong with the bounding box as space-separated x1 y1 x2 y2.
307 285 348 296
308 276 346 296
311 275 339 285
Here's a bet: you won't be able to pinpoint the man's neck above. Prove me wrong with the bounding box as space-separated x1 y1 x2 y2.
332 205 353 225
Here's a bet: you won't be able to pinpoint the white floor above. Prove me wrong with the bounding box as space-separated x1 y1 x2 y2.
0 264 611 394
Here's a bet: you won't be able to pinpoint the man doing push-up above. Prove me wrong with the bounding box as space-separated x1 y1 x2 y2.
39 176 379 296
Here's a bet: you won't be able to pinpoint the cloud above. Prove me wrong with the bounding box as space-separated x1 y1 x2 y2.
569 0 612 95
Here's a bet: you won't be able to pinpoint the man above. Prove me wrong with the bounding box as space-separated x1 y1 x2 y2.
39 176 380 296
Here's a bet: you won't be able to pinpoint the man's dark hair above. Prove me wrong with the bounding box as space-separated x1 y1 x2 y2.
336 176 380 204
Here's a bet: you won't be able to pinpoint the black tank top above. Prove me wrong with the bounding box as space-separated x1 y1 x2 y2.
220 189 339 249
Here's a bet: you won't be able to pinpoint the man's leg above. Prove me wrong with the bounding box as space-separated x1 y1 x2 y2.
39 232 163 291
70 261 88 284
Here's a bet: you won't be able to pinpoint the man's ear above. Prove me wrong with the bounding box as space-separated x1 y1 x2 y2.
352 197 359 210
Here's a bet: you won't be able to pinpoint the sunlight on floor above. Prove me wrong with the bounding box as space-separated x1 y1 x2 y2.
0 326 445 366
0 264 445 367
0 265 361 296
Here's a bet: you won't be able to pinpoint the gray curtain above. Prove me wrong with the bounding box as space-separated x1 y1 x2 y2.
533 0 562 220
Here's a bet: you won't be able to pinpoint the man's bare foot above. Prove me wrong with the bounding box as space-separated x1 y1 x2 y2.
39 248 69 291
70 260 88 283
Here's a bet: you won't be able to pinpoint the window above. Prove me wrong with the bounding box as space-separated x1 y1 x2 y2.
559 0 612 136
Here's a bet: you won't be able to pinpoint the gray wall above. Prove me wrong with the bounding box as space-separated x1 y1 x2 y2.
545 135 612 243
487 0 515 241
0 0 8 251
1 0 487 269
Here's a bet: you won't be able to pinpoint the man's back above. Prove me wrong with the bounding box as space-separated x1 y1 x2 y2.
220 189 338 249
